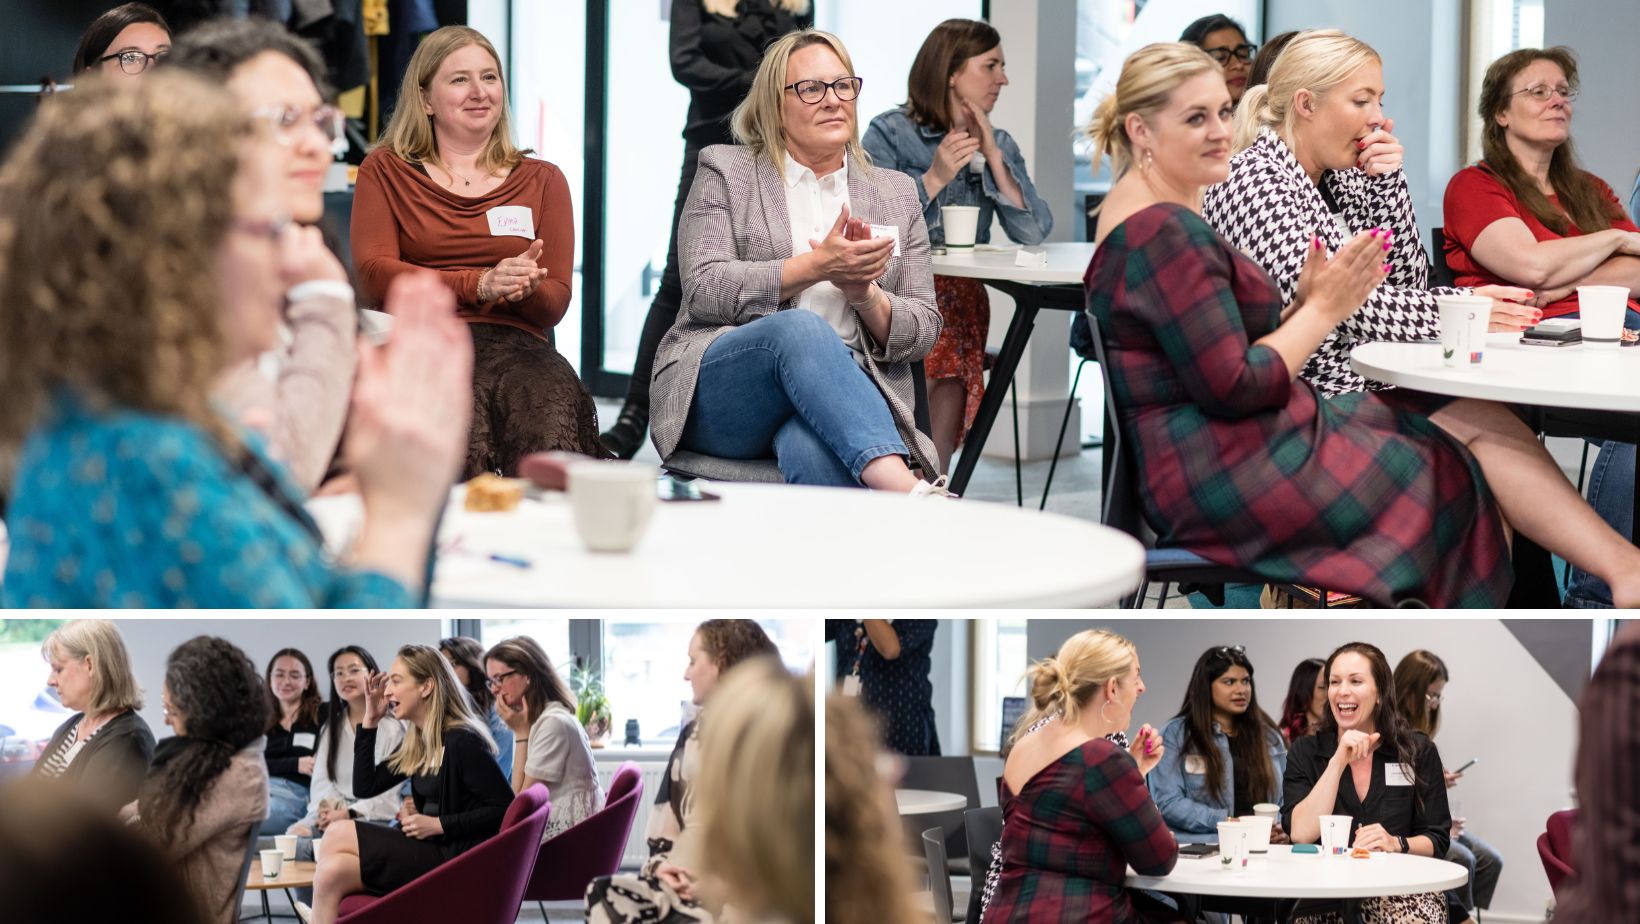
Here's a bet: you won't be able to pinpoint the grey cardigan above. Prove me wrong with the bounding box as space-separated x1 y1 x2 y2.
33 709 156 812
649 143 943 478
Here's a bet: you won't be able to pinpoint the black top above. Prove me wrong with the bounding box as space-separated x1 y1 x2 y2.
670 0 812 146
31 710 155 811
1282 728 1451 856
266 704 328 788
353 724 514 855
827 619 940 756
1231 751 1254 817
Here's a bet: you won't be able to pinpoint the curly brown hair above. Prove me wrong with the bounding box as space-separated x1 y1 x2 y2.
0 71 249 460
825 694 926 924
693 619 778 674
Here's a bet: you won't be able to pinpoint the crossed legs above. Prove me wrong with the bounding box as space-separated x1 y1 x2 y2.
309 819 364 924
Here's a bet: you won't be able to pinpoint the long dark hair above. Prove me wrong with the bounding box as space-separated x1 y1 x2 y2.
1247 30 1299 91
1279 657 1326 742
1478 47 1621 236
1319 642 1425 802
483 636 576 723
323 645 378 781
1393 649 1449 738
265 648 323 731
1173 646 1279 805
1179 13 1246 46
439 637 495 714
904 18 1002 132
139 637 269 848
73 3 170 74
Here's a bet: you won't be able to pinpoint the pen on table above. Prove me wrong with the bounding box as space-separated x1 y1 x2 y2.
487 553 533 569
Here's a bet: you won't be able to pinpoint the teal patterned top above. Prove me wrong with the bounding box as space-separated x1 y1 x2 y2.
3 392 413 608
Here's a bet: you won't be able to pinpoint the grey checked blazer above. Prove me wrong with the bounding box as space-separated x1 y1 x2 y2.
649 143 943 478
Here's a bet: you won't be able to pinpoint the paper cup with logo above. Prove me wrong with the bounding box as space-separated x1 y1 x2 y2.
259 848 285 878
1217 820 1251 868
941 205 981 249
569 460 659 553
1437 295 1491 368
1237 814 1274 853
1577 285 1628 349
1320 814 1354 855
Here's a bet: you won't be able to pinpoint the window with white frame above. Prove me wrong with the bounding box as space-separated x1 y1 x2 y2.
970 617 1030 753
1464 0 1546 164
0 619 71 778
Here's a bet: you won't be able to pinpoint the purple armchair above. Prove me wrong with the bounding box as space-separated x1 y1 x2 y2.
523 761 646 909
336 784 552 924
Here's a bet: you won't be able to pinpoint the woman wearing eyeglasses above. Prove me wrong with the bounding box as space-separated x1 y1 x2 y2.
169 18 359 494
261 648 329 835
483 637 604 840
73 3 170 81
651 29 948 493
1180 14 1255 107
862 19 1053 471
1443 47 1640 609
288 647 406 841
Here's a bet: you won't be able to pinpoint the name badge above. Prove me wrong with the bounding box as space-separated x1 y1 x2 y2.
869 223 902 257
292 732 317 750
487 205 535 239
1384 763 1415 787
1184 754 1207 774
842 675 862 697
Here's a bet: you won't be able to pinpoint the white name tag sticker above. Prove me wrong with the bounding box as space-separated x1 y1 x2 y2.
1384 764 1415 787
292 733 317 750
1183 755 1207 774
486 205 535 239
869 223 902 257
842 675 861 697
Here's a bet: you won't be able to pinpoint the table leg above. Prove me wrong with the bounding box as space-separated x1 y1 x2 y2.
950 295 1041 497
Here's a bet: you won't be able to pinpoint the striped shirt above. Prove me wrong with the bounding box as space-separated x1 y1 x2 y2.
36 719 98 778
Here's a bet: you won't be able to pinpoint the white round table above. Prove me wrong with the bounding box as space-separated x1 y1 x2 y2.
931 242 1097 496
307 481 1144 608
1126 845 1468 899
895 789 968 816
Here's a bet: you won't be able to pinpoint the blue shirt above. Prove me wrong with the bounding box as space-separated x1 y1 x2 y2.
1150 715 1288 840
3 392 414 608
862 106 1053 248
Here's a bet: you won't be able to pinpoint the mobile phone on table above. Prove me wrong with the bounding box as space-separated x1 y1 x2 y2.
1451 758 1477 774
1179 843 1219 857
657 475 721 502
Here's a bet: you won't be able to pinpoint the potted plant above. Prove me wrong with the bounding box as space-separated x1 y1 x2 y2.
571 664 612 748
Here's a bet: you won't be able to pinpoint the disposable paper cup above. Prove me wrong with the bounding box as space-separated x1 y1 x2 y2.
1252 802 1280 819
1237 814 1274 853
1217 820 1251 869
1320 814 1354 855
259 849 284 878
274 834 298 860
1577 285 1628 349
311 837 324 866
569 461 659 553
1437 295 1491 368
941 205 981 249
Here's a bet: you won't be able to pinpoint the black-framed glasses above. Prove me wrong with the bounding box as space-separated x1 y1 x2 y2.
99 49 168 75
1513 83 1578 103
784 76 863 104
1425 691 1443 705
1203 43 1257 65
253 104 347 145
485 669 519 691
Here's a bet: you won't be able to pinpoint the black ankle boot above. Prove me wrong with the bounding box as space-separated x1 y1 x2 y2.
600 403 649 459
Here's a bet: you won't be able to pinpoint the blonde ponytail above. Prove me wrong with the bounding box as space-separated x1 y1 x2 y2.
1007 630 1137 750
1231 29 1380 154
1082 43 1221 181
1231 83 1274 152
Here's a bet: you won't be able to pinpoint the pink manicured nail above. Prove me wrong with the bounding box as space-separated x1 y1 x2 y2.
1382 262 1392 273
1382 241 1392 251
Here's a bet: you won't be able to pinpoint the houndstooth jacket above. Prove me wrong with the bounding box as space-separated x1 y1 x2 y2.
649 143 943 476
1202 129 1468 396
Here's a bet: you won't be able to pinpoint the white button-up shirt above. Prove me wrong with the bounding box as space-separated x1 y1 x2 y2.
783 153 867 357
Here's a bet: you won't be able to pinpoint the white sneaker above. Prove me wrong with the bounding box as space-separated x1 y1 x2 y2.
293 901 313 924
907 475 958 499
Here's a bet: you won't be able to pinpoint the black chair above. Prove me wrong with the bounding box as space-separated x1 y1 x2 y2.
921 827 956 924
1430 226 1457 288
962 806 1002 924
231 821 266 920
1039 194 1111 510
900 756 982 877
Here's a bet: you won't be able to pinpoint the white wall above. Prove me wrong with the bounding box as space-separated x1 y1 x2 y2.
1022 618 1582 923
111 619 443 741
1543 0 1640 195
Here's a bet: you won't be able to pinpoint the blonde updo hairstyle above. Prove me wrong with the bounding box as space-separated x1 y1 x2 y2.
1009 629 1137 749
1232 29 1380 153
1086 42 1221 180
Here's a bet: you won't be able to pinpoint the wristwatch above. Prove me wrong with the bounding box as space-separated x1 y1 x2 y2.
1396 835 1410 854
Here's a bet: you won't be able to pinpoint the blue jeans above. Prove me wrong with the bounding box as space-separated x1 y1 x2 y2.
260 776 310 835
1566 440 1635 607
1447 831 1503 911
679 310 907 486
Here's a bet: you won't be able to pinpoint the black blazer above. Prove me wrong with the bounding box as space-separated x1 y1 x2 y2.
31 710 156 811
670 0 813 146
353 724 513 855
1282 728 1451 857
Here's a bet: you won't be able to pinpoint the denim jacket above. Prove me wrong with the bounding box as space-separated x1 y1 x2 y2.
1150 715 1288 838
861 106 1053 248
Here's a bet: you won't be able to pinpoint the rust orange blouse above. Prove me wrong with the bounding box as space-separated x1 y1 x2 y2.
350 148 574 337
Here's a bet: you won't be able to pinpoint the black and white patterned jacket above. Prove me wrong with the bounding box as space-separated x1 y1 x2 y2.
1202 129 1468 396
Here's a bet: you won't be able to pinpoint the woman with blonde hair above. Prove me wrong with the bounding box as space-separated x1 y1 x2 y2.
0 72 473 608
1202 29 1535 397
825 694 925 924
1087 41 1640 607
983 629 1176 922
650 29 948 493
32 620 155 811
483 636 604 838
351 25 604 478
301 645 511 924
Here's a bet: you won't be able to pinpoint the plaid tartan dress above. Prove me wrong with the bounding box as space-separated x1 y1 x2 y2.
983 739 1179 923
1086 204 1512 607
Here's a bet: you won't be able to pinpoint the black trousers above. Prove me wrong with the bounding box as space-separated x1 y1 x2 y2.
620 143 705 412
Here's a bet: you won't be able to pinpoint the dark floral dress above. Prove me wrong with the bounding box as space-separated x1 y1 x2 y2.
1087 203 1512 607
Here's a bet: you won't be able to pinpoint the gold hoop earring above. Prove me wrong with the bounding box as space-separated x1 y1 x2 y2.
1100 698 1117 725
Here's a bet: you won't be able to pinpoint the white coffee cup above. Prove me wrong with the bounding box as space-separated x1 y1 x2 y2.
259 848 285 879
274 833 298 860
1252 802 1280 819
941 205 981 249
1437 295 1492 368
1320 814 1354 855
569 461 659 553
311 837 324 866
1577 285 1628 349
1217 820 1251 869
1237 814 1274 853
